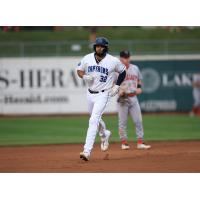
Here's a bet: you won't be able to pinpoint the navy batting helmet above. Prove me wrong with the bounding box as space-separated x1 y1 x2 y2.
93 37 109 56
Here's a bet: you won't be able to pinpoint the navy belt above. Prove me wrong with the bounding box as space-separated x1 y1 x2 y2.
88 89 105 94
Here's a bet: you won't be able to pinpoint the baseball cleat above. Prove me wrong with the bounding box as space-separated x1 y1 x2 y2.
121 143 130 150
137 143 151 150
80 152 90 161
101 130 111 152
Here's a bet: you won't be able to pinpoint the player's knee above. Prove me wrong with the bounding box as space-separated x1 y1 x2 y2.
134 116 142 123
89 115 99 126
135 120 143 127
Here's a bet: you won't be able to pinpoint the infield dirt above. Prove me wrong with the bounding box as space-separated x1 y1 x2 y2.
0 141 200 172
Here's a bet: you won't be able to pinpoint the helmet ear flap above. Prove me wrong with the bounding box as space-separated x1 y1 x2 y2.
93 45 108 56
103 46 108 54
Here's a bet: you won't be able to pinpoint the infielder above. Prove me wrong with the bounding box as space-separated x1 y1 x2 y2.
117 50 151 150
77 37 126 161
190 72 200 116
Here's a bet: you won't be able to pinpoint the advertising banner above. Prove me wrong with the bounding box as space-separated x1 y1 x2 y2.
0 55 199 114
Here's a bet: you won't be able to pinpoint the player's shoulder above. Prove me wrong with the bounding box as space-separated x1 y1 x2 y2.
82 53 94 61
130 63 140 71
106 53 120 62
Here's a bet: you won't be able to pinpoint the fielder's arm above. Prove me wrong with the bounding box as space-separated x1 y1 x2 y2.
192 81 200 88
136 80 142 95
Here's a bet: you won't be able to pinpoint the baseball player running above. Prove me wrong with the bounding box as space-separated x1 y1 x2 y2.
117 50 151 150
77 37 126 161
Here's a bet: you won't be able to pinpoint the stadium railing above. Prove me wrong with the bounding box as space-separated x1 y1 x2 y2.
0 39 200 57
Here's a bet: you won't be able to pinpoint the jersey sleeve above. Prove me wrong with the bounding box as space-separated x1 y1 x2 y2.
113 72 119 84
115 58 126 73
76 57 86 72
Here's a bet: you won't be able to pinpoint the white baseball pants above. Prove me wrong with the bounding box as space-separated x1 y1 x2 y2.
84 90 110 155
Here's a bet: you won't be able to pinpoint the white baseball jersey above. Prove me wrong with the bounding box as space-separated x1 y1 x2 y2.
122 64 142 92
77 53 126 91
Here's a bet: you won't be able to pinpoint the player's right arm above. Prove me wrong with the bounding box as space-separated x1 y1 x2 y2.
77 70 85 78
76 58 86 78
76 58 94 83
77 70 94 82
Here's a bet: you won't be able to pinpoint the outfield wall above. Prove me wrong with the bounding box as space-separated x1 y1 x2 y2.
0 55 200 115
133 55 200 112
0 57 112 115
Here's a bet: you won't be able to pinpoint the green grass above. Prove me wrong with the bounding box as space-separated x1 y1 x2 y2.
0 115 199 146
1 27 200 42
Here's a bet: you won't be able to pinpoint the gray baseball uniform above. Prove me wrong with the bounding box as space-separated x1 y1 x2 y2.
117 64 144 142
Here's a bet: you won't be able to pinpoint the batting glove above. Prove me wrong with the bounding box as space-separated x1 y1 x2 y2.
109 85 120 97
83 74 94 83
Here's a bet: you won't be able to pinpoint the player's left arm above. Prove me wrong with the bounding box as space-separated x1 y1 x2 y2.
116 70 126 86
136 79 142 95
135 67 143 95
115 58 126 86
110 59 126 97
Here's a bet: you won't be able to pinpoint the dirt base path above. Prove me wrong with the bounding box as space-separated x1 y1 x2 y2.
0 141 200 172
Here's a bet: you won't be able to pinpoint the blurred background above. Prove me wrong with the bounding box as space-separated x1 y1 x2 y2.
1 26 200 56
0 26 200 146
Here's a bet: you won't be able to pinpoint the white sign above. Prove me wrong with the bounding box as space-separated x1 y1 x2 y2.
140 100 177 111
0 57 117 115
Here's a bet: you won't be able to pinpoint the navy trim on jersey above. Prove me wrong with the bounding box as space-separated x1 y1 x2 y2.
116 70 126 86
94 53 107 65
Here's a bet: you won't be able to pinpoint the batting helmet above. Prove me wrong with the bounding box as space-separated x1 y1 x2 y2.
93 37 109 56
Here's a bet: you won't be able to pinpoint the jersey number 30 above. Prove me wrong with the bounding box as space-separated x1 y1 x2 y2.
100 75 107 82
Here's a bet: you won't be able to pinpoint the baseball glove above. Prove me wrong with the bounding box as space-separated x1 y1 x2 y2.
117 95 129 104
117 83 129 104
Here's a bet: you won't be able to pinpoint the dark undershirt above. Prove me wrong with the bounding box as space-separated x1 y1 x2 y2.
116 70 126 86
